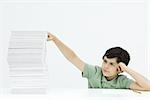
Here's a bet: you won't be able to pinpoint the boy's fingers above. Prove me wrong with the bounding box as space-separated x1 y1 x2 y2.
47 32 56 41
47 35 51 41
117 66 120 71
119 66 122 71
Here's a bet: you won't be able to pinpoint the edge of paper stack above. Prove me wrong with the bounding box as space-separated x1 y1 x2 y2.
7 31 48 94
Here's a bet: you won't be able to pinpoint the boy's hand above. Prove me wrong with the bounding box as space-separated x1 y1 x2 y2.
118 62 127 72
47 32 56 41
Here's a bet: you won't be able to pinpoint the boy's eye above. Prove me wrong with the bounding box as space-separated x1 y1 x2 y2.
110 63 114 66
104 60 107 63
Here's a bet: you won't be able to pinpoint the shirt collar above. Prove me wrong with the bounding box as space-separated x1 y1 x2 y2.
102 75 118 84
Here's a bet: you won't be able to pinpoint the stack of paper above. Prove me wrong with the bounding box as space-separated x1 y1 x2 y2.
7 31 48 94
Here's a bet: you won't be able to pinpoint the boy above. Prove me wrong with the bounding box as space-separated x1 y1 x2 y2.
47 32 150 91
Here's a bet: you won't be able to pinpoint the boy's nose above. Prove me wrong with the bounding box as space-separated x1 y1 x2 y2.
104 64 109 69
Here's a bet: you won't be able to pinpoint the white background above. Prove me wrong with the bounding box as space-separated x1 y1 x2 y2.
0 0 150 99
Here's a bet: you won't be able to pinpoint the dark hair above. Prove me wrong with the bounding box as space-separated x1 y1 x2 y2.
102 47 130 65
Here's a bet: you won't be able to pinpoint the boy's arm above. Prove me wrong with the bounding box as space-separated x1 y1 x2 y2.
118 62 150 91
47 32 85 72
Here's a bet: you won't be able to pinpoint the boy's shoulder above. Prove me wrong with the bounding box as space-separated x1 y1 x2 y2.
117 74 133 84
84 63 101 71
82 63 102 78
116 74 133 88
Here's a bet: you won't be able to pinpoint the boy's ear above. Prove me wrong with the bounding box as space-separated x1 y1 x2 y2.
117 66 123 74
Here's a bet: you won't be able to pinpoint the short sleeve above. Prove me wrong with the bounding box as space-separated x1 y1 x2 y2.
118 75 133 89
82 63 97 79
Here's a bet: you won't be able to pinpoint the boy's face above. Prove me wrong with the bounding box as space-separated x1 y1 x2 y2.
102 56 120 77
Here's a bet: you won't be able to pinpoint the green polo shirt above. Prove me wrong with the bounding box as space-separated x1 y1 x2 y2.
82 63 133 89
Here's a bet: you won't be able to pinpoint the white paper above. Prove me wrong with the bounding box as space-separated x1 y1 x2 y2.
7 31 48 94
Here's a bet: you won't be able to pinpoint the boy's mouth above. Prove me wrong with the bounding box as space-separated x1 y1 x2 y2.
103 69 109 73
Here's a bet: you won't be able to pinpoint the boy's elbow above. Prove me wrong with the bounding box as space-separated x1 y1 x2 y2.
141 83 150 91
145 83 150 91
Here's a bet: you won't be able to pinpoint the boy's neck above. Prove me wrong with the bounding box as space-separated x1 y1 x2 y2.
105 75 118 81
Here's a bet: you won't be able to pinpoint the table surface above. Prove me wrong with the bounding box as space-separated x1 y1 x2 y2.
1 88 150 100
